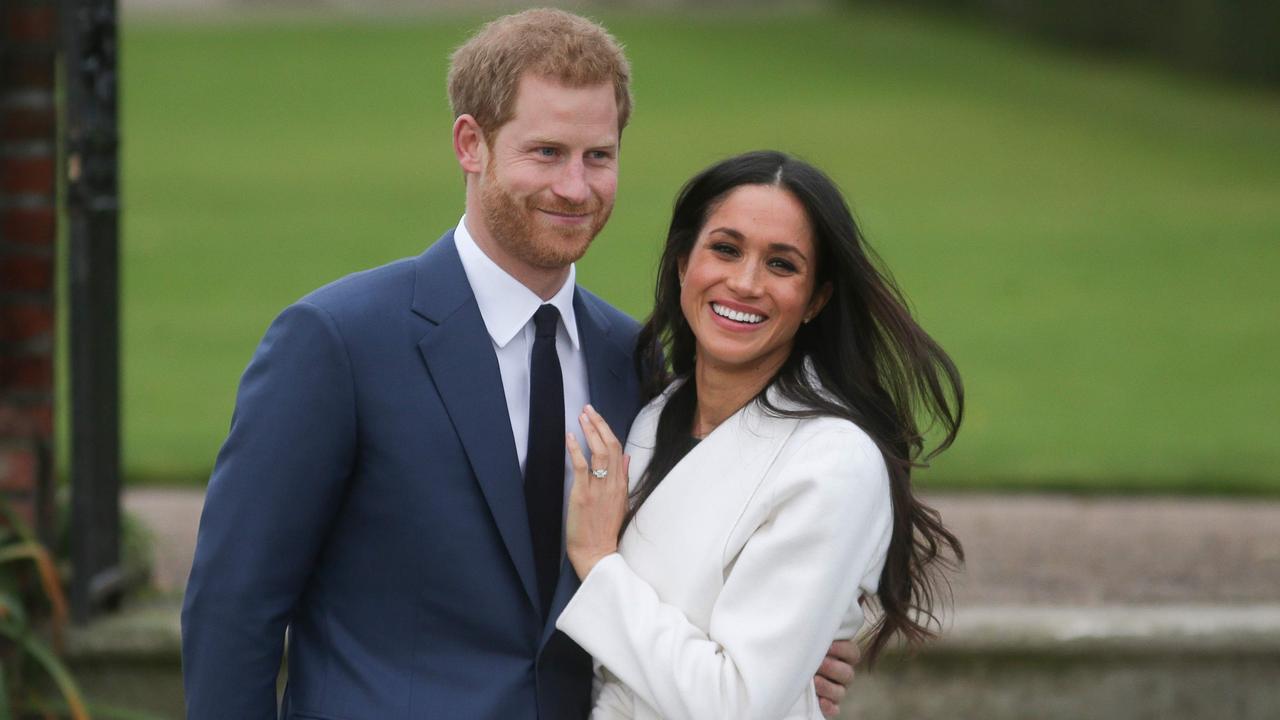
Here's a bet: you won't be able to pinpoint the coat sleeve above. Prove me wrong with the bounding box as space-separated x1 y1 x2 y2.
181 301 357 720
589 664 636 719
556 425 892 720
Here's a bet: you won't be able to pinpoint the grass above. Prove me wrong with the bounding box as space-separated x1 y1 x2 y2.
104 6 1280 492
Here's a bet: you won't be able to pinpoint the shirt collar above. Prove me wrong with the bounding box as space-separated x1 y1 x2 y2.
454 215 580 350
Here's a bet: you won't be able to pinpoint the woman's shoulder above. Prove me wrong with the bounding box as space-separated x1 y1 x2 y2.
624 378 684 450
792 414 879 452
631 379 684 429
769 413 890 510
768 360 884 464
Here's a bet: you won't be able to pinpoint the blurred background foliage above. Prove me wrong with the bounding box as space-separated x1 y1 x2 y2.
850 0 1280 85
96 2 1280 493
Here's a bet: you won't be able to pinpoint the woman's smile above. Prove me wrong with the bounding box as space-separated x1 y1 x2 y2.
709 300 767 327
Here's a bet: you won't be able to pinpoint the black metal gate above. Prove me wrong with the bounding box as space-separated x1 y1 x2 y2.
61 0 121 623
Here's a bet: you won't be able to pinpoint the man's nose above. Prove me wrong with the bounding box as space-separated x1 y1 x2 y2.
551 158 591 205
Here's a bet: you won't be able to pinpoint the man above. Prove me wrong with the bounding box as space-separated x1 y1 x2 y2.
182 9 856 719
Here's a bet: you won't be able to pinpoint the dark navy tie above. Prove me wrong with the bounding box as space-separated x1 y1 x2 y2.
525 304 564 619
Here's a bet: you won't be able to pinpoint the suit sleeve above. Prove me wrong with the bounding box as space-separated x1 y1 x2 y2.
557 426 892 720
181 301 357 720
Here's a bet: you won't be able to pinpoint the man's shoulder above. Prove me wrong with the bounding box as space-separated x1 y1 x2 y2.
576 286 641 338
296 231 457 315
299 256 415 310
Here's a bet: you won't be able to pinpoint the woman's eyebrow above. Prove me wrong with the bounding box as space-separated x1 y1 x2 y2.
707 229 810 261
706 226 745 240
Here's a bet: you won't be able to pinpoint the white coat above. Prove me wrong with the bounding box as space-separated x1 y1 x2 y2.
556 381 894 720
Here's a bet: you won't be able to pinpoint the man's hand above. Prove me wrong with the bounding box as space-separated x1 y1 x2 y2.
813 639 860 718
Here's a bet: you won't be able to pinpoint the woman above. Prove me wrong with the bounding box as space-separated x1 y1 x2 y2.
556 151 964 719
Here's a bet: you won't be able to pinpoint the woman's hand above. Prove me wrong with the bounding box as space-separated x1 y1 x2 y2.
565 404 630 580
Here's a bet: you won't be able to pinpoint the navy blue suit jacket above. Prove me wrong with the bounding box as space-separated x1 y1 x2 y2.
181 232 644 719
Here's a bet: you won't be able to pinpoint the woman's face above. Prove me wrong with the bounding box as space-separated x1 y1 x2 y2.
678 184 831 379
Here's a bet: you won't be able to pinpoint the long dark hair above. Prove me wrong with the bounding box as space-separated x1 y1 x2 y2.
631 150 964 665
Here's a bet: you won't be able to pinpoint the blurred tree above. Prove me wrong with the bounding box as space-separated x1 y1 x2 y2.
852 0 1280 84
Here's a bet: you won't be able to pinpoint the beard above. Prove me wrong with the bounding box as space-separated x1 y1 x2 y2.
478 162 613 271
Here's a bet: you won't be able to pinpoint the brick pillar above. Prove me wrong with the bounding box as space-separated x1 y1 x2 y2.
0 0 58 538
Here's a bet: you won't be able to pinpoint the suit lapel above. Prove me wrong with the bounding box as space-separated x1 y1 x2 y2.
413 234 540 612
574 290 633 440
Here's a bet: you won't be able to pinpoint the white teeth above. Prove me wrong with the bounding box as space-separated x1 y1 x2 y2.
711 303 764 324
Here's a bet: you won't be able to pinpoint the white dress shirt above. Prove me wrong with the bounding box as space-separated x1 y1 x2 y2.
454 216 591 518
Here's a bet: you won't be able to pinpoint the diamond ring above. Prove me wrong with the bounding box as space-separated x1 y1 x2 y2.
591 468 609 479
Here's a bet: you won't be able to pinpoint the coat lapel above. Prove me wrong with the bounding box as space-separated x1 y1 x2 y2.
624 387 799 558
413 233 540 612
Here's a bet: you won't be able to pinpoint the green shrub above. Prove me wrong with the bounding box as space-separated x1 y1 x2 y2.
0 501 90 719
852 0 1280 83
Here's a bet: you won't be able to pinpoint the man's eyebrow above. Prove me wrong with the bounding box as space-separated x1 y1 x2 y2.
524 138 619 150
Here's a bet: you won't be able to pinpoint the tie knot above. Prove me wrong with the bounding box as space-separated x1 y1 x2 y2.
533 304 560 339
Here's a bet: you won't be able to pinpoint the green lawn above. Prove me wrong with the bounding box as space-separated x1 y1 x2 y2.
106 7 1280 492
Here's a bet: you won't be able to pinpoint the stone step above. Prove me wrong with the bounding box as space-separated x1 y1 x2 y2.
65 601 1280 719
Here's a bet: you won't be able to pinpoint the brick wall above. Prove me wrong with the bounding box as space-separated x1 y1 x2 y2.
1 0 58 535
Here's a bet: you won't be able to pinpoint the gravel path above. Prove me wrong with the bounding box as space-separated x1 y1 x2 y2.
934 494 1280 605
125 489 1280 605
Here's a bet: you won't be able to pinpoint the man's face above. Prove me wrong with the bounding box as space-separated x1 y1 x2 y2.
476 74 620 273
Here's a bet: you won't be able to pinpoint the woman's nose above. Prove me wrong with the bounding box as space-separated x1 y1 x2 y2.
725 262 763 296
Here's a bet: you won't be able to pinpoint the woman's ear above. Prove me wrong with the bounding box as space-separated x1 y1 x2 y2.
677 256 689 288
805 281 833 323
452 114 487 175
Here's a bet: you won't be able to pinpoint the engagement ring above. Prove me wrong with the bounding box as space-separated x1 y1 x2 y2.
591 468 609 479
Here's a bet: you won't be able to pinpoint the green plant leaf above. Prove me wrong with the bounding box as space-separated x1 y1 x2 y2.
0 542 70 651
0 503 35 545
88 705 168 720
0 590 27 627
0 662 12 720
0 626 88 720
38 700 170 720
